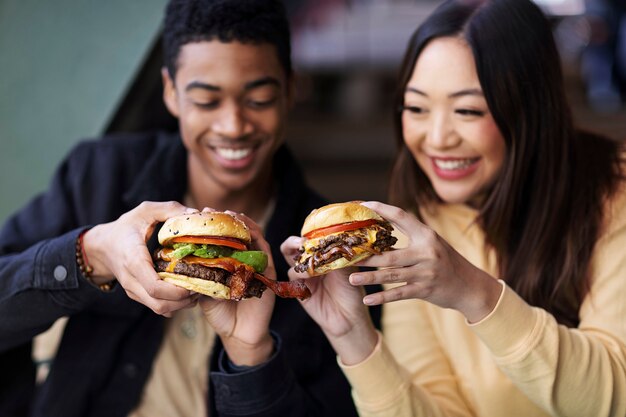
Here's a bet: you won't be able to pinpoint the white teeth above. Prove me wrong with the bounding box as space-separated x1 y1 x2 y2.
215 147 252 160
434 158 477 170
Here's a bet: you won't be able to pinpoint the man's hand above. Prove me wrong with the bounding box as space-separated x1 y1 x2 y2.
199 210 275 366
82 201 198 316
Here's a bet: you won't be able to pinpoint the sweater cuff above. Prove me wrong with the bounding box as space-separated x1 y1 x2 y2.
469 281 544 361
339 330 409 407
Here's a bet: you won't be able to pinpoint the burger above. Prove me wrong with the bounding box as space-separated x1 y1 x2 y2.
154 211 310 300
294 202 397 276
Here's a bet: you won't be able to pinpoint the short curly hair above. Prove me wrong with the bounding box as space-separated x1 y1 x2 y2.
162 0 292 79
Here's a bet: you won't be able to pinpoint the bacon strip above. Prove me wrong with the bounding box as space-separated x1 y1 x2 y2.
253 273 311 300
229 264 255 301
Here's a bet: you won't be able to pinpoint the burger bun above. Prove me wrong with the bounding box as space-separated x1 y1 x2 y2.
157 271 231 299
301 201 383 236
158 211 250 245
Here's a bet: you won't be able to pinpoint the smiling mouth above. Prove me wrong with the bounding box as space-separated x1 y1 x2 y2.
213 147 254 161
433 157 480 171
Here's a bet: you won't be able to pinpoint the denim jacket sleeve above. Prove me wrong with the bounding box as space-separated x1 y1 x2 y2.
0 144 107 352
211 332 332 417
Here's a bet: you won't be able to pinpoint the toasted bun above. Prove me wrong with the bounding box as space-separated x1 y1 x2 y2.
157 272 231 299
301 202 383 236
158 211 250 245
307 251 374 276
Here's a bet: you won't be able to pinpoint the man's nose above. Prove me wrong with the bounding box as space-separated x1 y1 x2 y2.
212 104 252 139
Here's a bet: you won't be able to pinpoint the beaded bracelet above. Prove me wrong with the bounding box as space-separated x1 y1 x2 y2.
76 229 116 292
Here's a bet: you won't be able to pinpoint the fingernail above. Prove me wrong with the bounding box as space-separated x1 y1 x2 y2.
363 296 374 305
350 274 363 285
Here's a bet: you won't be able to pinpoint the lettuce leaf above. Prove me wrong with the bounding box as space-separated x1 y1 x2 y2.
231 251 268 273
169 243 268 273
193 244 233 258
170 243 199 259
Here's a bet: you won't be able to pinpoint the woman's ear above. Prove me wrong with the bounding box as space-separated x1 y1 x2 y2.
161 67 180 118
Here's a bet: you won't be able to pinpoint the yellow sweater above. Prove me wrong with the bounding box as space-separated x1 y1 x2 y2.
341 191 626 416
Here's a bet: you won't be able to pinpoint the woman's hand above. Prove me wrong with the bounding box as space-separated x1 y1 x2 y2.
281 237 378 365
350 201 502 323
199 210 275 366
82 201 199 317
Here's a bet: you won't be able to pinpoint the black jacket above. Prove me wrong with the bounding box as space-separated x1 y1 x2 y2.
0 132 381 417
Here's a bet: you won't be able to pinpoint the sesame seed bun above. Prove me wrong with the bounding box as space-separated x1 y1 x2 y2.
158 211 250 246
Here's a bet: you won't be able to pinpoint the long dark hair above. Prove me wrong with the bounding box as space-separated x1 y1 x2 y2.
389 0 624 327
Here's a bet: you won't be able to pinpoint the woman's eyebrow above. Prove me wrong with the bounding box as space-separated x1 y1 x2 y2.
404 87 484 98
405 86 426 96
448 88 483 98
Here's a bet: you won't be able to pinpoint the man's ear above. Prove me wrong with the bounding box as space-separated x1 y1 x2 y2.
161 67 180 118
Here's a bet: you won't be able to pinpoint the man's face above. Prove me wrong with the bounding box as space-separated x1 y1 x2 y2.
163 41 290 193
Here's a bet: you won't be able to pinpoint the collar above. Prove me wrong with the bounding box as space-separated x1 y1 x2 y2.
122 132 188 208
421 202 481 236
265 145 310 239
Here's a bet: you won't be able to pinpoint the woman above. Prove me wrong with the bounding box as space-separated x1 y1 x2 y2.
281 0 626 416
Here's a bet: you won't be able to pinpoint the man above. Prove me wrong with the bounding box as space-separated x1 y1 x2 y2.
0 1 379 415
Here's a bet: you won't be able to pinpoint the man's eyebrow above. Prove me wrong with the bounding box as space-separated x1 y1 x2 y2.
244 76 281 90
184 77 281 92
185 81 219 92
405 86 484 98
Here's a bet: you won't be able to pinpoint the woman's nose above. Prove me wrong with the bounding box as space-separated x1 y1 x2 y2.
426 113 459 149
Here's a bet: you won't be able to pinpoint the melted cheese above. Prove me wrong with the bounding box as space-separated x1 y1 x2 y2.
302 227 379 256
165 258 179 273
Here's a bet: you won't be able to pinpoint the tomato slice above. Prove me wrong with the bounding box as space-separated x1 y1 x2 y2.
304 219 379 239
170 236 247 250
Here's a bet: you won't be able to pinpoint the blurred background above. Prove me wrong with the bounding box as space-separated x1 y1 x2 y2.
1 0 625 223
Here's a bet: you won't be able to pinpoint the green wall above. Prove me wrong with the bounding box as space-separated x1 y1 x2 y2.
0 0 167 223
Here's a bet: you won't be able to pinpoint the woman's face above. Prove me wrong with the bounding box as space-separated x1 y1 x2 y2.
402 37 506 206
